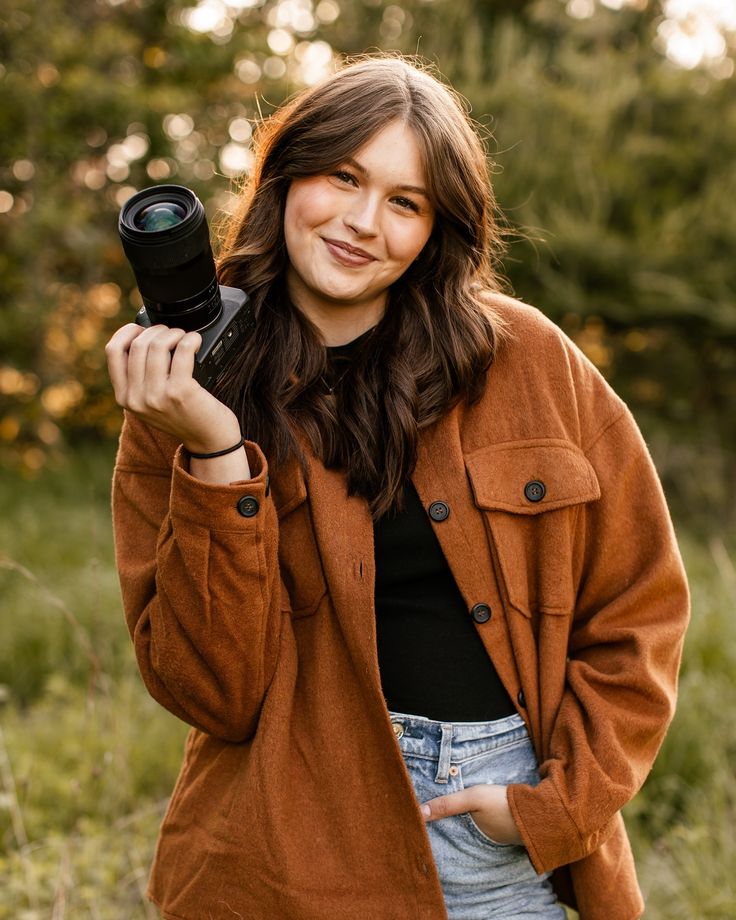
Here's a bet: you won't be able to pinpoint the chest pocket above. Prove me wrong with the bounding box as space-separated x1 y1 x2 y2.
272 468 328 619
465 439 600 618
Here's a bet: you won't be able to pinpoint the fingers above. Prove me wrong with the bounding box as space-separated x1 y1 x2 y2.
169 331 202 386
127 326 188 407
106 324 196 411
105 323 144 404
421 788 483 821
104 323 237 449
420 784 522 845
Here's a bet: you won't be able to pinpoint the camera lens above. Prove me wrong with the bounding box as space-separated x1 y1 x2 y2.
118 185 221 332
134 201 188 232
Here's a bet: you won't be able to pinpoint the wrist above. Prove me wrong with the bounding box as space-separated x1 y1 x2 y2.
182 415 242 456
187 436 245 460
188 444 252 484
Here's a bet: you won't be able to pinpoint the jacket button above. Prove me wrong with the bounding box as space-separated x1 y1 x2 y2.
237 495 260 517
517 689 526 708
470 603 492 623
524 480 546 503
428 500 450 522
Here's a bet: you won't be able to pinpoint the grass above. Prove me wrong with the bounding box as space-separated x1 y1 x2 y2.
0 446 187 918
1 447 735 917
0 678 183 919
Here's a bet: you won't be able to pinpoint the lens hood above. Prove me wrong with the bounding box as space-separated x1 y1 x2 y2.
118 184 222 329
119 185 209 268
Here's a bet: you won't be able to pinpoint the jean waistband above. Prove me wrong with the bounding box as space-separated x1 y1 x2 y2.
387 709 525 745
388 710 529 784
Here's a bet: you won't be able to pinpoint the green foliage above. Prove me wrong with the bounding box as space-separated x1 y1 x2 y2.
0 450 186 917
1 675 186 841
0 445 126 704
0 678 184 919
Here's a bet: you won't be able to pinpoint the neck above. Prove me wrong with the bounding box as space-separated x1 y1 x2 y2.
286 272 386 345
316 311 383 346
325 325 377 352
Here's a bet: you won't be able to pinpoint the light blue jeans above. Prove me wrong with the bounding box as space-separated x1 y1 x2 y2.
388 710 566 919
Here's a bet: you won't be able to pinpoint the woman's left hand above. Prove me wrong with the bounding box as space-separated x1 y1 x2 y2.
420 784 523 846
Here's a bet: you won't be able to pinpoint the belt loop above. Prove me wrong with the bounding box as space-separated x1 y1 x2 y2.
435 723 453 784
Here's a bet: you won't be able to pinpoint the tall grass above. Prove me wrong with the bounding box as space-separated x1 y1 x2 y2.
1 448 734 917
0 448 187 919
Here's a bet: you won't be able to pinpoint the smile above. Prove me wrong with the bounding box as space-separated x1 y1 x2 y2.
322 238 377 266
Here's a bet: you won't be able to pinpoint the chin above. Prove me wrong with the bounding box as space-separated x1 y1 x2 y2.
319 287 369 303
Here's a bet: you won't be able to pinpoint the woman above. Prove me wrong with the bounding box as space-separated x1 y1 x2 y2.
106 56 689 920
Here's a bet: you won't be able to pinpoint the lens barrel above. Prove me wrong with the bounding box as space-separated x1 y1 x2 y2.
118 185 221 331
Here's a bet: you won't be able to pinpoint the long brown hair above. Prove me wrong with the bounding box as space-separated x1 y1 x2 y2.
216 55 507 518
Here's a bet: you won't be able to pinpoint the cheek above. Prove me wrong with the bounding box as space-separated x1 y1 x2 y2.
284 188 322 265
388 221 433 266
285 181 335 235
284 191 308 241
283 209 300 269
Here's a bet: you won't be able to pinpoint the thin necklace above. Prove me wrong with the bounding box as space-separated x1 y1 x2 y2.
321 325 377 394
321 363 351 394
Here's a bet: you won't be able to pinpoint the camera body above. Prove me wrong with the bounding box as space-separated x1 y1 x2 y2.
118 184 254 392
134 286 254 391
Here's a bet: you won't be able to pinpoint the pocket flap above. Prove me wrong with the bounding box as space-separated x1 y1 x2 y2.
465 439 600 515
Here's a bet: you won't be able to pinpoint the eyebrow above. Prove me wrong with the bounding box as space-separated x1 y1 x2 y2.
344 156 429 198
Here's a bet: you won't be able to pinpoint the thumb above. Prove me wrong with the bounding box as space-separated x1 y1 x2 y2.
420 789 479 822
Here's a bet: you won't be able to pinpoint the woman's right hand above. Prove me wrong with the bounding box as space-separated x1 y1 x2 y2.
105 323 243 456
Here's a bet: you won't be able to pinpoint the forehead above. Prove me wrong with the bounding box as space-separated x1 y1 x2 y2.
349 121 427 186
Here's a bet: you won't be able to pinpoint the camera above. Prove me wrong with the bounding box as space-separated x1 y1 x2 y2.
118 184 254 392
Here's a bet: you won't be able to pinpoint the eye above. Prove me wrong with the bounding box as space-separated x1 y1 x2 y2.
332 170 358 186
392 196 420 213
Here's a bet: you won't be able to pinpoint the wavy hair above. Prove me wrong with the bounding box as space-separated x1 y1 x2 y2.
215 55 507 518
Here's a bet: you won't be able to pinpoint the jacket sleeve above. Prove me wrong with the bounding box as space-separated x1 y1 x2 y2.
112 411 284 742
506 366 690 873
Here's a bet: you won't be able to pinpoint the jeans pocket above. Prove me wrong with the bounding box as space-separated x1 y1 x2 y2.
457 735 540 851
461 812 519 850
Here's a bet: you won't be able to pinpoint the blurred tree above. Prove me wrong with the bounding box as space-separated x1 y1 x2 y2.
0 0 293 469
1 0 734 520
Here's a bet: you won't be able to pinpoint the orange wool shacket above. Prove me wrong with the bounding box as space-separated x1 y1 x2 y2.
112 295 689 920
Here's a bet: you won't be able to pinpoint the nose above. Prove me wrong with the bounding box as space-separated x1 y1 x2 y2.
343 191 379 238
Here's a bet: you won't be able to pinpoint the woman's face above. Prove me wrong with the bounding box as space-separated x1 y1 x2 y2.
283 120 435 345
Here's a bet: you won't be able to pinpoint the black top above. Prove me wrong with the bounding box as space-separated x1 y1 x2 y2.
326 334 515 722
373 480 516 721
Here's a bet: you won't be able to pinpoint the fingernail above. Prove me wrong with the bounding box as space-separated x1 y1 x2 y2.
420 804 430 818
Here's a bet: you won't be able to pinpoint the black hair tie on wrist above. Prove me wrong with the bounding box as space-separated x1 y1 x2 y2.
188 436 246 460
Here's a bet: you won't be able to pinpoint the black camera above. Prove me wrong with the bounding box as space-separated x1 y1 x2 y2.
118 185 254 391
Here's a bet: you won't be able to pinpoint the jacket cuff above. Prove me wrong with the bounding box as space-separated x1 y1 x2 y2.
169 441 271 529
507 777 611 873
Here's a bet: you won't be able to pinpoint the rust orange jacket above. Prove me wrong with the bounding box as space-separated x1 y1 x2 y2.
112 296 689 920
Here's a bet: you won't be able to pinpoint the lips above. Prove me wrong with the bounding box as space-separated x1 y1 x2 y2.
322 237 376 265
